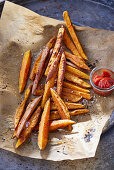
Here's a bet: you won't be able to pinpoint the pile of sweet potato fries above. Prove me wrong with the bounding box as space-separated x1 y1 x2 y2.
13 11 91 150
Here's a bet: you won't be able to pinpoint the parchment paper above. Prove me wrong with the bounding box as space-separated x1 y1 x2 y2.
0 1 114 161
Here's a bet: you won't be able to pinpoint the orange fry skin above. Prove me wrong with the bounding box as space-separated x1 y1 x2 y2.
14 84 32 130
50 109 89 120
50 88 70 120
38 99 50 150
63 27 82 59
62 88 91 100
57 52 66 96
64 72 91 88
65 51 90 70
33 120 75 132
45 26 65 76
49 120 75 131
33 89 44 96
66 65 89 80
51 102 85 111
41 71 57 109
63 81 90 93
46 47 63 82
32 36 56 95
70 109 89 116
62 93 82 103
16 96 42 138
30 52 42 81
50 88 72 130
63 11 87 60
19 50 31 93
15 106 41 148
50 111 61 120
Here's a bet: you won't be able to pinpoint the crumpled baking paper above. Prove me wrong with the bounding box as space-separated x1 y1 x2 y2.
0 1 114 161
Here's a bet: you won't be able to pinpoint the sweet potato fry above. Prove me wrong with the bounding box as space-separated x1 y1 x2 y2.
51 102 84 110
70 109 89 116
50 109 89 120
45 26 64 76
66 61 82 71
33 119 75 132
16 96 42 138
57 52 66 96
50 88 72 130
63 11 87 60
46 47 63 82
38 99 50 150
50 111 61 120
14 84 32 129
63 81 90 93
66 65 89 80
50 88 70 119
41 71 57 108
30 48 53 81
65 51 90 70
62 88 91 100
32 36 56 95
63 27 82 59
30 52 42 81
15 106 41 148
49 120 75 131
64 72 91 88
62 93 82 103
33 89 44 96
19 50 31 93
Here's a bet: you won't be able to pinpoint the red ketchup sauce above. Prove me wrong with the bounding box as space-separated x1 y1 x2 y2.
92 70 114 95
93 70 114 88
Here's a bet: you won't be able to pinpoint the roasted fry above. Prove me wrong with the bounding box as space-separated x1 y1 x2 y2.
51 88 70 119
41 71 57 108
14 84 32 130
32 36 56 95
49 120 75 131
70 109 89 116
46 47 63 82
66 65 89 80
51 102 85 110
15 106 41 148
63 81 90 93
33 89 44 96
63 27 82 59
50 109 89 120
62 93 82 103
57 52 66 96
30 52 42 81
66 61 82 71
62 88 91 100
45 26 64 76
38 99 50 150
65 51 90 70
64 72 91 88
19 50 31 93
50 111 61 120
15 96 42 138
33 119 75 132
50 88 72 130
30 48 53 81
63 11 87 60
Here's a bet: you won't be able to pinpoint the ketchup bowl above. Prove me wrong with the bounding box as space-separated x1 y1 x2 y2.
90 67 114 96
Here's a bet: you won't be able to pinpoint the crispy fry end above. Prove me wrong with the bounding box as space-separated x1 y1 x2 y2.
19 50 31 93
38 99 50 150
15 106 41 148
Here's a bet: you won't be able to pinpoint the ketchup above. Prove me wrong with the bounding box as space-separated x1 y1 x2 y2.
93 70 114 89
